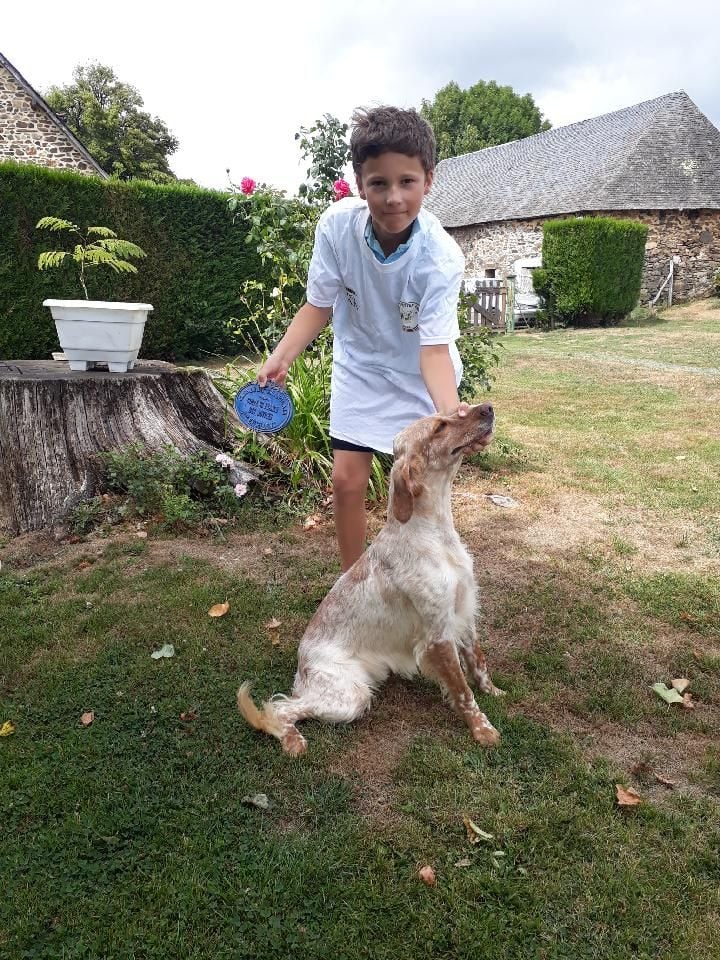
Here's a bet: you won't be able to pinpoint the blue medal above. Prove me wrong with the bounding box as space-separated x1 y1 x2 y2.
234 380 294 434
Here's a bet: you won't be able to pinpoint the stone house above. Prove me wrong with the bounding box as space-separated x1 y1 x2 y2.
425 91 720 304
0 51 107 177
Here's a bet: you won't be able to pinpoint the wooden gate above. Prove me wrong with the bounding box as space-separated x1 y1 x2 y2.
466 279 507 331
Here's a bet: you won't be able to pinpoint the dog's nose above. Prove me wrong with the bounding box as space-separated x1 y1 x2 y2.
477 403 494 418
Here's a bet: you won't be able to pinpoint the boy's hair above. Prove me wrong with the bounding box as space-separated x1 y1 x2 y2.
350 106 436 177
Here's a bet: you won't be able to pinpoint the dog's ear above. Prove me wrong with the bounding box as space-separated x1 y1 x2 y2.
391 453 425 523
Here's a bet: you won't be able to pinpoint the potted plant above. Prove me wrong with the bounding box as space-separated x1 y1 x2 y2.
37 216 153 373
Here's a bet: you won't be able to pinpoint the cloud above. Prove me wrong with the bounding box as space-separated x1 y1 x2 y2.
3 0 720 193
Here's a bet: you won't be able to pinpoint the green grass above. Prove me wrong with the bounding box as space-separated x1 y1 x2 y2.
2 548 719 959
491 333 720 515
2 302 720 958
507 305 720 369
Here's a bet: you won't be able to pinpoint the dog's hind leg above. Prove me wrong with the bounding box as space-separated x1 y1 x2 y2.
239 675 373 756
271 698 313 756
419 639 500 747
237 685 311 756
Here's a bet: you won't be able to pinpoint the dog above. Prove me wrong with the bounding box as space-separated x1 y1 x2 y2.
237 402 503 755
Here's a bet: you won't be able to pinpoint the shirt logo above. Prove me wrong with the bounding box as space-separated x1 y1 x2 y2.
345 286 359 310
398 301 419 333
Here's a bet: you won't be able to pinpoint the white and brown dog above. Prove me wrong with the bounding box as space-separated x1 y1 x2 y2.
238 403 503 755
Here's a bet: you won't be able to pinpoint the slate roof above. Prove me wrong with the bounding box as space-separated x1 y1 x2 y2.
0 51 108 178
425 91 720 228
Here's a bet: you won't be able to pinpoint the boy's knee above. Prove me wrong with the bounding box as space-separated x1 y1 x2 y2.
332 462 369 499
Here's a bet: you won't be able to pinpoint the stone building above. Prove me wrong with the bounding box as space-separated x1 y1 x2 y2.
0 51 107 177
425 92 720 304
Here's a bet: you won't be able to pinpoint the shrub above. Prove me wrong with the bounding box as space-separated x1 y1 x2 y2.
100 445 251 528
535 216 648 327
456 291 503 401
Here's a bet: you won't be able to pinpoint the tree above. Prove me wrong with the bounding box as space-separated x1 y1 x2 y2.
420 80 551 161
44 63 179 182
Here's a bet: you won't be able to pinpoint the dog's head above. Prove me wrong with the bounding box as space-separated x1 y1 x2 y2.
389 403 495 523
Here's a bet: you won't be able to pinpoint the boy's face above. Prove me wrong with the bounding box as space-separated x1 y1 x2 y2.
356 152 434 250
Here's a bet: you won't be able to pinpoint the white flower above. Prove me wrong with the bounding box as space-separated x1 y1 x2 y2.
271 287 280 298
215 453 235 468
234 483 248 498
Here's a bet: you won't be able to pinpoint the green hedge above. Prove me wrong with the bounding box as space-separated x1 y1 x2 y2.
0 162 266 360
533 216 648 326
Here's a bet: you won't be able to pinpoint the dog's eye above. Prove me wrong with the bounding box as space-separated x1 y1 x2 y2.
434 421 448 434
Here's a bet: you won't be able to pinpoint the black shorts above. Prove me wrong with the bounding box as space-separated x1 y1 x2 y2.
330 436 375 454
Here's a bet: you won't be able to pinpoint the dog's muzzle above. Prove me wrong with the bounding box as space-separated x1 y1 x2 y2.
451 403 494 455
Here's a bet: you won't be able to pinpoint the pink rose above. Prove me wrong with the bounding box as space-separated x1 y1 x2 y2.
240 177 256 195
332 178 351 201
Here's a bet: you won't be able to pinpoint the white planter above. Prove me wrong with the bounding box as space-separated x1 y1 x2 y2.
43 299 154 373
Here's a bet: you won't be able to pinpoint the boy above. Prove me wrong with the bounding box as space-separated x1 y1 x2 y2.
257 106 467 571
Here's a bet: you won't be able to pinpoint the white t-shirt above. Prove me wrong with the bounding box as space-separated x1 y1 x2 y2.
306 197 464 454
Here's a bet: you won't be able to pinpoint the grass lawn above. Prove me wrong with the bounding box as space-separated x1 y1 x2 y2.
2 302 719 959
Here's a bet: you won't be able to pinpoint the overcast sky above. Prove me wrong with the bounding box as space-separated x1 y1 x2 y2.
4 0 720 193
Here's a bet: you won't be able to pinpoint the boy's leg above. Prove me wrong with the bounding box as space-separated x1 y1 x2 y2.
332 449 374 572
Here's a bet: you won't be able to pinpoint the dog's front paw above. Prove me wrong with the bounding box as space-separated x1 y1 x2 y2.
472 723 500 748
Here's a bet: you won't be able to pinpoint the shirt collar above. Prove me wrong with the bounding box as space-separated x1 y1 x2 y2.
364 216 420 264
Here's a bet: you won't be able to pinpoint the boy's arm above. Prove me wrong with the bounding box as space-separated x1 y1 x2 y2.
257 302 332 386
420 344 468 416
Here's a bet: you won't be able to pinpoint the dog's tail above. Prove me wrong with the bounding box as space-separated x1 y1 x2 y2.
236 682 308 755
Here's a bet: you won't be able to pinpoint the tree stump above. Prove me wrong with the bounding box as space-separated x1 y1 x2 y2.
0 360 255 535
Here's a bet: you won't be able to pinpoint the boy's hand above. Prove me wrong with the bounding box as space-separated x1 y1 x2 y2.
257 354 289 387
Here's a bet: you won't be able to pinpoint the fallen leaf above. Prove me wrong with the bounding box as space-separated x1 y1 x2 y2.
616 784 643 807
671 678 690 694
150 643 175 659
0 720 15 737
80 711 94 727
418 865 436 886
486 494 519 509
652 682 684 705
136 531 148 539
77 561 92 571
654 774 676 788
303 514 321 530
208 601 230 618
265 617 282 630
180 710 198 722
675 455 687 461
454 857 472 868
463 815 494 844
262 547 273 556
682 693 695 710
241 793 269 810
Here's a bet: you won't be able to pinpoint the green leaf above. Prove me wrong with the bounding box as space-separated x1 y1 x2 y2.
96 238 146 259
86 226 118 238
36 216 76 232
38 251 67 270
151 643 175 660
652 682 684 705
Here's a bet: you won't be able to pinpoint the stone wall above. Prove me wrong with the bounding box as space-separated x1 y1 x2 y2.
449 209 720 303
0 62 99 175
